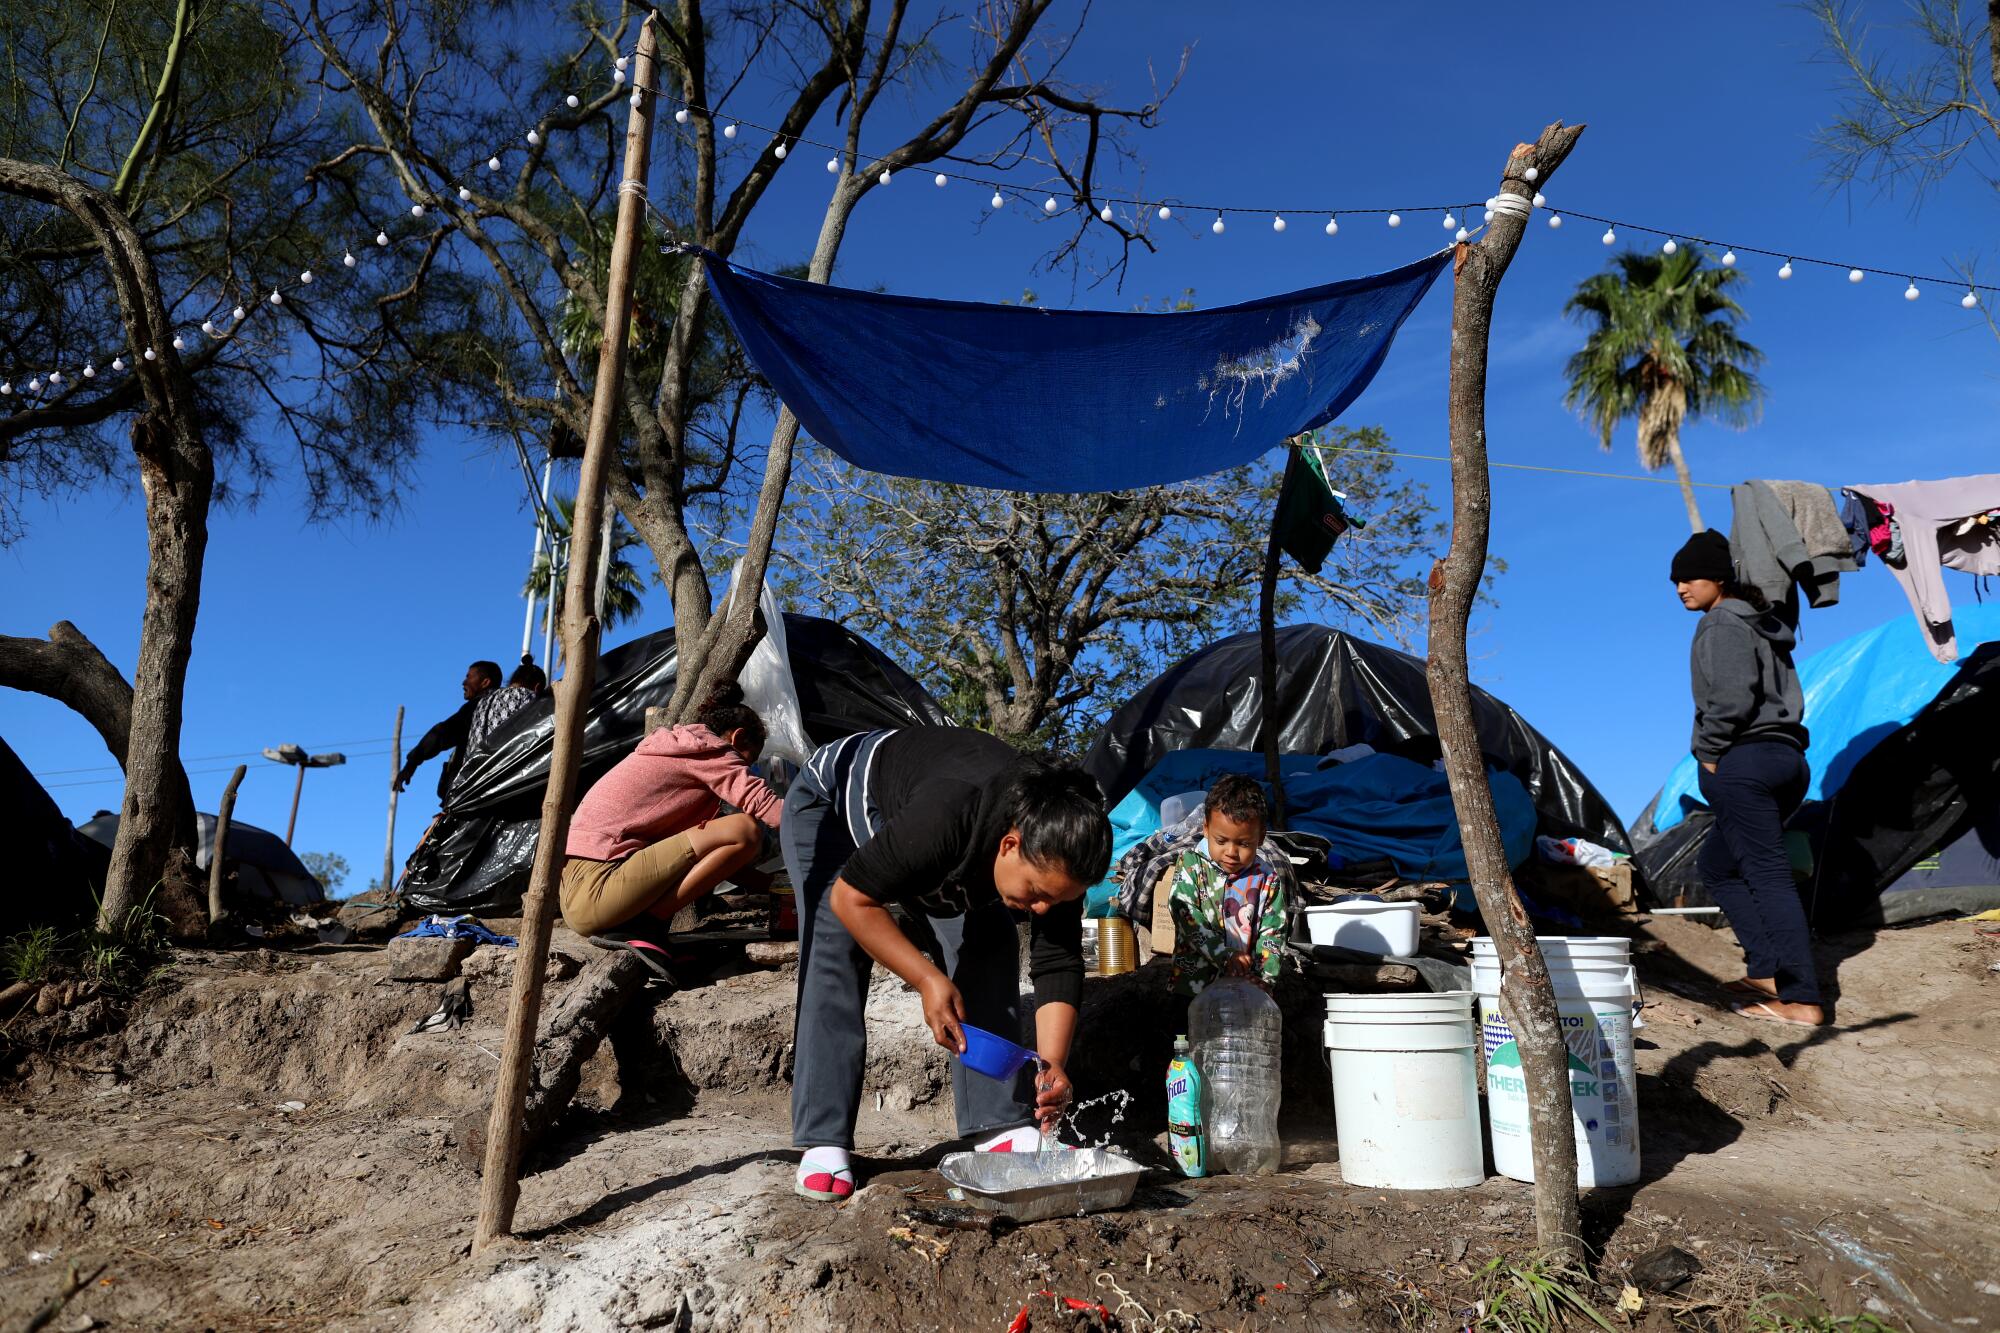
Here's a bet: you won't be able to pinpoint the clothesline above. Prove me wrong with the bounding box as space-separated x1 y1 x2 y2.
1313 443 1734 490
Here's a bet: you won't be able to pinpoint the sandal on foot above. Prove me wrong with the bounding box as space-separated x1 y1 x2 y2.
1732 999 1824 1028
795 1150 854 1202
1721 978 1777 999
588 933 679 985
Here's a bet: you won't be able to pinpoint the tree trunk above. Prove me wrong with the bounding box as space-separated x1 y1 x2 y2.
1428 121 1588 1259
0 159 215 937
207 764 245 927
476 18 660 1251
1258 450 1294 829
1664 432 1704 533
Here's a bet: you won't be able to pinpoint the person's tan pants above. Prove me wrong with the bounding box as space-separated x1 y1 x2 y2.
559 833 697 937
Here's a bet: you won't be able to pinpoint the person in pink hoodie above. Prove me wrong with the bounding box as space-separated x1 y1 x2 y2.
560 683 782 964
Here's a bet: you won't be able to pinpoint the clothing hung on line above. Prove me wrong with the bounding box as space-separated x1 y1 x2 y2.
1845 474 2000 664
1729 480 1857 610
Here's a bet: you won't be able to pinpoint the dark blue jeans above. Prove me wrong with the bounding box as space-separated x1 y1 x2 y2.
1697 741 1819 1005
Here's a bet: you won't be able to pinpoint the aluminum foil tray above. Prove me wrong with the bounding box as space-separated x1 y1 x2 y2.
936 1148 1145 1223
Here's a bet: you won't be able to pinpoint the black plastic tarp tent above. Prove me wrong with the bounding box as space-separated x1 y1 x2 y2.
400 614 951 915
1632 641 2000 926
1 736 110 937
1083 624 1632 858
77 811 326 909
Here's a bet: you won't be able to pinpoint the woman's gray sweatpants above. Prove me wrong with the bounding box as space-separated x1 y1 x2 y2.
782 759 1036 1150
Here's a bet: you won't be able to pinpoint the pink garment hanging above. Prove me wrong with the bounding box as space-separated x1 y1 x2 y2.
1845 474 2000 663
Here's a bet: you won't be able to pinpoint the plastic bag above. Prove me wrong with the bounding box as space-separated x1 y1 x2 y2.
721 563 813 769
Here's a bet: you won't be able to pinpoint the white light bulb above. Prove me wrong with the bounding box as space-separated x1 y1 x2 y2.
300 270 313 284
1211 215 1225 234
1045 197 1061 215
1662 238 1678 255
991 191 1005 208
202 320 216 335
0 383 8 395
1548 214 1563 228
934 173 948 187
1100 205 1114 223
487 157 501 172
27 378 40 391
1483 210 1493 223
774 143 787 159
1157 205 1172 221
172 335 185 349
143 349 155 361
112 357 125 371
1601 227 1616 245
878 169 891 185
1905 281 1920 301
629 91 642 109
1848 268 1865 284
1386 213 1401 227
675 108 689 125
566 94 580 108
1525 166 1539 181
83 364 95 378
612 68 624 85
526 129 541 145
1272 215 1286 232
1721 251 1736 268
49 370 62 383
1324 216 1338 236
1455 226 1470 242
1963 290 1980 310
1779 261 1794 280
827 158 839 174
1442 212 1456 230
1533 192 1546 208
616 56 628 71
459 186 472 201
724 124 738 140
270 290 283 305
411 203 425 217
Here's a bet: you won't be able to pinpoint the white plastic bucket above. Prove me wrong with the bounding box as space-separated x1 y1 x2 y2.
1321 991 1485 1190
1469 936 1640 1188
1303 899 1421 957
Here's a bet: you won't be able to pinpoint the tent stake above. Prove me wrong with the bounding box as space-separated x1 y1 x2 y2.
1428 120 1588 1259
474 13 661 1252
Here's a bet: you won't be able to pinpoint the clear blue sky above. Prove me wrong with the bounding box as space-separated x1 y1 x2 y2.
6 2 1996 891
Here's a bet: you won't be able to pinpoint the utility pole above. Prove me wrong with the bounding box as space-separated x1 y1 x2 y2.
476 13 659 1251
261 744 346 846
382 706 404 894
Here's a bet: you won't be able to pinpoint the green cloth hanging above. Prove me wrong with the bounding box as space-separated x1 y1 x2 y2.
1274 446 1363 574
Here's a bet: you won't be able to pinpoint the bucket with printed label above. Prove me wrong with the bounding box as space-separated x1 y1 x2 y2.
1470 936 1640 1188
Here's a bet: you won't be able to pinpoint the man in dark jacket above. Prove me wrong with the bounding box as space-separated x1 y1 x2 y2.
395 661 501 803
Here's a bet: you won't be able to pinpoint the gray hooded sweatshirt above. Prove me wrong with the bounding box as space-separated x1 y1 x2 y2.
1689 598 1808 764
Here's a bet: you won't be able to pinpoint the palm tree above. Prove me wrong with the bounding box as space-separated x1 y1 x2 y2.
525 493 648 632
1562 250 1767 532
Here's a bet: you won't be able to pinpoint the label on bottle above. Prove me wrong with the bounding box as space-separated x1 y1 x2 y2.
1166 1054 1205 1177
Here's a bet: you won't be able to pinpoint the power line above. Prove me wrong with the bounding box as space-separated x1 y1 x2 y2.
1316 443 1734 490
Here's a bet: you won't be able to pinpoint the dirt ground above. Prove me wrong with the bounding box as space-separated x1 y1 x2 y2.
1 912 1996 1331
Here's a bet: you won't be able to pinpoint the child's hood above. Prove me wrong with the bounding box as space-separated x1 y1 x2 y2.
635 722 735 760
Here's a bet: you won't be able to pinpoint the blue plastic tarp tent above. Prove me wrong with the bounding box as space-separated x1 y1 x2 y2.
1104 748 1538 889
1649 602 2000 833
687 247 1451 492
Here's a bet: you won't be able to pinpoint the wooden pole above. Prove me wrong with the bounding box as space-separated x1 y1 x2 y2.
383 705 404 894
283 761 305 846
474 15 660 1251
1427 121 1588 1258
1257 448 1296 829
206 764 246 926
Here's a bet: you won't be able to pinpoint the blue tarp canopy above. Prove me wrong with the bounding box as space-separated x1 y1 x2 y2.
1650 602 2000 832
689 247 1450 492
1104 748 1537 890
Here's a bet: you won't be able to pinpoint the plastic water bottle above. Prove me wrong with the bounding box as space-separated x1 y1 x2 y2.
1189 978 1282 1175
1165 1035 1205 1177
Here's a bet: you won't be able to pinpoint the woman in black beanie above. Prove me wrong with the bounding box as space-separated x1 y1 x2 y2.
1671 530 1825 1026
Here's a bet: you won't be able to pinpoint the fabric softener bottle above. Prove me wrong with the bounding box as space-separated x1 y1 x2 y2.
1166 1034 1205 1177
